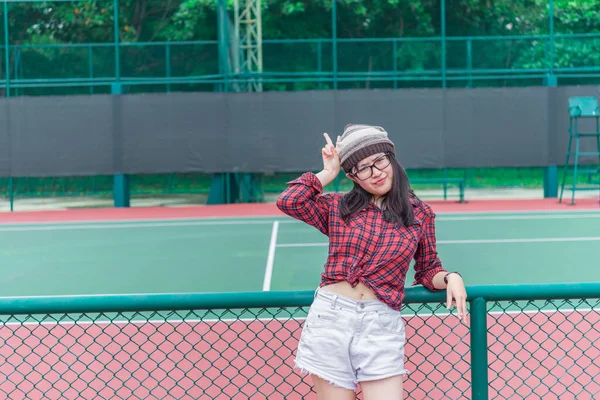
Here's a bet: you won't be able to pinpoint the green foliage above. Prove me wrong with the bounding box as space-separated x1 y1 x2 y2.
1 0 599 94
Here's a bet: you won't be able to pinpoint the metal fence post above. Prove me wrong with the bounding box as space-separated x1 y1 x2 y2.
3 1 10 97
470 296 488 400
331 0 337 89
165 42 171 92
441 0 446 88
544 165 558 197
549 0 555 80
217 0 229 91
9 176 13 211
113 0 120 83
3 3 12 211
110 0 128 209
111 82 130 208
88 44 94 94
466 38 473 88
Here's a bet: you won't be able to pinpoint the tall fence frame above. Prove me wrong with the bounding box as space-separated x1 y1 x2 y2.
1 0 595 211
0 0 580 94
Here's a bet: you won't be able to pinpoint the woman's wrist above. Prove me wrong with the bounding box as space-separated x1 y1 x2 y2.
444 272 462 285
316 169 338 187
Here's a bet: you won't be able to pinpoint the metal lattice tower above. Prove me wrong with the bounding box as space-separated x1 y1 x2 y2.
234 0 262 92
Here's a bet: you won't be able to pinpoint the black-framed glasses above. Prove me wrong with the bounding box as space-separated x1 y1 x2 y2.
351 153 392 181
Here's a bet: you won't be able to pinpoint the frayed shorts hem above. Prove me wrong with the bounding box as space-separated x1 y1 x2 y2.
294 358 357 391
294 358 410 392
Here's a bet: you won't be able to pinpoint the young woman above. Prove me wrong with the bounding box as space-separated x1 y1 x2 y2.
276 124 468 400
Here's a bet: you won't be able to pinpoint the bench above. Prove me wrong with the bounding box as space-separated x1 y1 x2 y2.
409 177 466 203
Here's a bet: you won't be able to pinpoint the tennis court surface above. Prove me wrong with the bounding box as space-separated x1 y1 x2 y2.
0 198 599 399
1 201 599 296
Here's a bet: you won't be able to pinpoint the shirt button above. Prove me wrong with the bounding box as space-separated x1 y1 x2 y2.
360 304 365 309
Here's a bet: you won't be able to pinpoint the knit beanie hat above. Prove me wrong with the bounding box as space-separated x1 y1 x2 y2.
336 124 396 173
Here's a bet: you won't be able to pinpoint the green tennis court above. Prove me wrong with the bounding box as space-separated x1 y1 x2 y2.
1 209 599 298
1 208 599 399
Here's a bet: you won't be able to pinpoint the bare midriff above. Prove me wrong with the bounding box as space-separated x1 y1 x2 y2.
321 281 379 301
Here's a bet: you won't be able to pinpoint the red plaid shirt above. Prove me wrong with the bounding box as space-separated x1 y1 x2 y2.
276 172 446 311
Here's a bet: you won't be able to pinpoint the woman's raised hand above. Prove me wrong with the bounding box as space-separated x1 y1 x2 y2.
321 133 341 178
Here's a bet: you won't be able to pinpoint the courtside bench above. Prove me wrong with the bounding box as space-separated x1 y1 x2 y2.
409 177 466 203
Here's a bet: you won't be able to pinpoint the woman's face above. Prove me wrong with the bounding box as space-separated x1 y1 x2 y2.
348 152 394 197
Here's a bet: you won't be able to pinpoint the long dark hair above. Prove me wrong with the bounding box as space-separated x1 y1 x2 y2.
339 154 418 227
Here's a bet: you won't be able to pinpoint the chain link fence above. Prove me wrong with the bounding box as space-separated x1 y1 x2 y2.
487 299 600 399
0 287 598 399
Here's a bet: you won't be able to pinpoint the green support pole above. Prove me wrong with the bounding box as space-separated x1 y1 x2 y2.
466 39 473 88
4 3 12 210
207 174 225 204
392 40 397 89
4 1 10 97
208 0 233 204
111 82 130 208
88 44 94 95
441 0 446 88
544 74 558 87
113 0 120 83
217 0 230 92
544 0 558 198
9 176 13 212
318 40 323 90
545 0 556 86
165 42 171 93
470 297 488 400
332 0 337 90
113 174 130 208
443 168 448 200
544 165 558 198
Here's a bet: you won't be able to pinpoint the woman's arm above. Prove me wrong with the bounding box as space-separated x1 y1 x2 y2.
276 133 341 235
276 171 337 235
413 209 467 323
412 210 446 291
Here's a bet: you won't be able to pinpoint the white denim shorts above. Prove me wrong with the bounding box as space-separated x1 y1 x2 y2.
294 287 409 391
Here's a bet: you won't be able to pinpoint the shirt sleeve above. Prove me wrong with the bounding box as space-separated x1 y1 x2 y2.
412 206 446 291
275 172 336 236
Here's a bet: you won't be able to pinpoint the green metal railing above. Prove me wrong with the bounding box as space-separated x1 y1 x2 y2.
2 32 600 94
3 0 598 95
0 282 598 399
1 0 597 209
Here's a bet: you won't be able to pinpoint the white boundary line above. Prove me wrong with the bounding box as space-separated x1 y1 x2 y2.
1 211 599 231
0 215 288 227
2 206 598 227
0 219 294 232
262 221 279 292
436 213 600 221
435 208 600 216
277 236 600 248
1 307 597 327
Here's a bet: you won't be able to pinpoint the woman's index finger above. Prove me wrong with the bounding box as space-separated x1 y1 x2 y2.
323 132 334 146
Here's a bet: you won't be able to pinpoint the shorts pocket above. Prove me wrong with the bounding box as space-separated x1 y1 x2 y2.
304 305 340 330
375 310 405 336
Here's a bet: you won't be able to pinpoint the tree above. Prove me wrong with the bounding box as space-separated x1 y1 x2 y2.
1 0 598 94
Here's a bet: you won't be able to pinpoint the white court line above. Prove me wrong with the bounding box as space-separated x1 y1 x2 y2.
2 307 597 327
1 212 599 232
437 213 600 221
277 236 600 248
262 221 279 292
0 219 293 232
1 206 598 228
0 215 288 227
435 208 600 216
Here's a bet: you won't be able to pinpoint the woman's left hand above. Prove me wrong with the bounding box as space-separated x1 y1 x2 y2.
446 274 468 324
